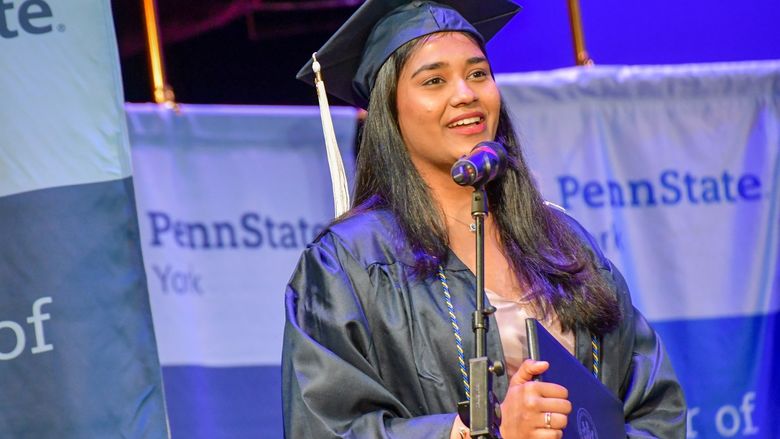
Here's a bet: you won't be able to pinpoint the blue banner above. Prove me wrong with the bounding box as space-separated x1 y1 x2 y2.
499 60 780 438
0 0 168 437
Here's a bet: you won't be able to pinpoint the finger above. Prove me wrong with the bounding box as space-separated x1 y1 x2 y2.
539 411 569 431
528 431 564 439
510 360 549 384
512 381 568 400
533 397 572 416
536 382 569 400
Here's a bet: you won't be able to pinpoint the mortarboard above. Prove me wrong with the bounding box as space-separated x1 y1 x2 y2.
297 0 521 109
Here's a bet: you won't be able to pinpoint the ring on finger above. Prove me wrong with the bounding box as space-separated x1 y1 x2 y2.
544 411 552 429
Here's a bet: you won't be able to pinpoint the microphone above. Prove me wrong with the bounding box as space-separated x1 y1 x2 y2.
450 141 508 188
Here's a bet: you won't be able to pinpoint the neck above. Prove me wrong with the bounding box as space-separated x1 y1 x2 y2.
419 166 473 218
415 164 495 237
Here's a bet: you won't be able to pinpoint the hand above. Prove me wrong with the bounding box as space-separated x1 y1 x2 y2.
499 360 572 438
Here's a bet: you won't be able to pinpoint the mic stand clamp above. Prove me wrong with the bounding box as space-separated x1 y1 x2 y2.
458 187 505 439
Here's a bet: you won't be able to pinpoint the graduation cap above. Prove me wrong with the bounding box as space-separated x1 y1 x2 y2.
298 0 521 217
297 0 522 109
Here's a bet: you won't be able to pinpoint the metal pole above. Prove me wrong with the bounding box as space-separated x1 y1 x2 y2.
566 0 593 66
142 0 177 107
468 188 502 438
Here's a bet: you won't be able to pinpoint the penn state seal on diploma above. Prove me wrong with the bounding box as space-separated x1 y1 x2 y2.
576 408 598 439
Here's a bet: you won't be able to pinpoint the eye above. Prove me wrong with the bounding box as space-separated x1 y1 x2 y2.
469 69 489 80
422 77 445 86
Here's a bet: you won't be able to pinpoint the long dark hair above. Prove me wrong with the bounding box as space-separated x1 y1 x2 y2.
345 33 621 335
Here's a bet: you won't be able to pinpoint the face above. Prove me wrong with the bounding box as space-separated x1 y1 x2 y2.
396 32 501 178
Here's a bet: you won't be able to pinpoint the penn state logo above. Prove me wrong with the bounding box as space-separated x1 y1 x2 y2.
576 408 598 439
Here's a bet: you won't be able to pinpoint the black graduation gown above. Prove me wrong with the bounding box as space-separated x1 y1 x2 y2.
282 209 686 438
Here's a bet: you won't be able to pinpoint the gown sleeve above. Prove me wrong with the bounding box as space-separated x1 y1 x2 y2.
603 261 688 438
281 231 456 438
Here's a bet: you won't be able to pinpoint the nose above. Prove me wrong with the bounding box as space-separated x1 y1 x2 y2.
449 79 478 107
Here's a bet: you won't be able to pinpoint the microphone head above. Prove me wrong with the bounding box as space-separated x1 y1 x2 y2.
451 141 507 188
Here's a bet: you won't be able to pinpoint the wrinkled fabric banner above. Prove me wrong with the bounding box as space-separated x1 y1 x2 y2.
127 103 357 438
499 60 780 438
0 1 168 437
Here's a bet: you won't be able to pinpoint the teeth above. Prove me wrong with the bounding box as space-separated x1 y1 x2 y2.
448 116 482 128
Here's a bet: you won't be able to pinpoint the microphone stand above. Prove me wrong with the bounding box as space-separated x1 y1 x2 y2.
458 187 504 439
451 141 507 438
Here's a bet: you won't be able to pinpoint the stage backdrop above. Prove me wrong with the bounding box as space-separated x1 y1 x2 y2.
128 60 779 438
0 0 168 437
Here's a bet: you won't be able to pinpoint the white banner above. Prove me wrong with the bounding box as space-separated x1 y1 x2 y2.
128 103 358 367
0 0 131 197
499 61 779 321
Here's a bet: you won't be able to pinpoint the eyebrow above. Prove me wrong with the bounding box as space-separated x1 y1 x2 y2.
410 56 489 78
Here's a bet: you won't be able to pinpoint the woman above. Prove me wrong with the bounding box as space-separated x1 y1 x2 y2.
284 1 686 438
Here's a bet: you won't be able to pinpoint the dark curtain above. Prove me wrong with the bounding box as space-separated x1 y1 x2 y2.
113 0 363 57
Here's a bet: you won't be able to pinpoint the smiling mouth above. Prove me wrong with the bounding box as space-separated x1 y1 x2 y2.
447 116 483 128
